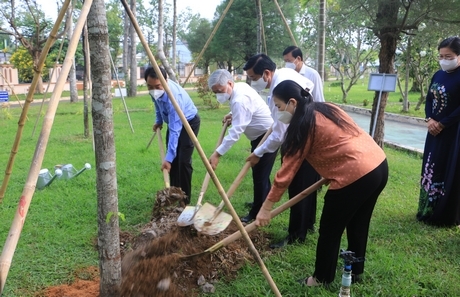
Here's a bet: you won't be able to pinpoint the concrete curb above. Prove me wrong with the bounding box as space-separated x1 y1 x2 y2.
336 104 424 156
336 104 426 127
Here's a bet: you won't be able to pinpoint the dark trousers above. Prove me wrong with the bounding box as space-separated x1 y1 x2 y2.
166 114 200 203
313 159 388 284
287 160 320 242
248 134 278 218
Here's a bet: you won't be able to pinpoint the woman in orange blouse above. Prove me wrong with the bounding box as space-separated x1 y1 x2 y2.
255 80 388 286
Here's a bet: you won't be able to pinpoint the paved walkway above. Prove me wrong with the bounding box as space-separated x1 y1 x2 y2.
339 104 426 154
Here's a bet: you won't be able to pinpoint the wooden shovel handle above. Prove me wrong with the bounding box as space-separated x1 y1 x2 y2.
156 128 170 188
211 127 273 221
196 121 229 207
207 178 328 253
146 131 157 149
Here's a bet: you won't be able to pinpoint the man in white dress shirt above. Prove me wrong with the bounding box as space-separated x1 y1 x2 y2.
207 69 277 223
283 45 325 102
243 53 323 248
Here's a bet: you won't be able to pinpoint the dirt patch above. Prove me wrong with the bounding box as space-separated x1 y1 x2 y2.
41 192 273 296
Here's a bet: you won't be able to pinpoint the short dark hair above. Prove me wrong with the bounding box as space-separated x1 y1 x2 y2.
243 53 276 75
282 46 303 61
438 36 460 55
144 66 167 81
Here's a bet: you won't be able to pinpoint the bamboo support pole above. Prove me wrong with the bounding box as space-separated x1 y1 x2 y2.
108 52 134 133
0 0 71 202
181 0 234 87
32 27 67 138
32 38 66 138
273 0 297 46
0 1 93 294
120 1 281 295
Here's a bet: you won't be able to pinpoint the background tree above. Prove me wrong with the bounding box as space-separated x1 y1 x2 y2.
337 0 460 146
9 47 35 82
0 0 64 93
65 1 78 103
87 0 122 294
182 18 213 74
106 0 124 70
326 7 378 103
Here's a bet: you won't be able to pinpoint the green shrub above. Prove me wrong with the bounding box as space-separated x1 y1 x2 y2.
195 74 220 109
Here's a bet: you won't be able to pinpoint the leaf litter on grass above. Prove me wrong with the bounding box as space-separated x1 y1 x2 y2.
41 187 274 297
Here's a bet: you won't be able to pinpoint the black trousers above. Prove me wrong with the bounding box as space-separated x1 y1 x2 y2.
166 114 200 203
287 159 320 242
248 133 278 218
313 159 388 284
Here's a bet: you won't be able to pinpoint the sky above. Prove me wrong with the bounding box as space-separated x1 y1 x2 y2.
36 0 221 21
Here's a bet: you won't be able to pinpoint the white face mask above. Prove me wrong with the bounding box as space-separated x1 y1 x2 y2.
439 57 459 72
216 86 230 104
149 89 165 100
285 62 296 70
276 102 293 124
250 75 268 92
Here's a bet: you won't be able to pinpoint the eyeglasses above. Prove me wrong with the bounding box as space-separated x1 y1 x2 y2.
438 55 457 60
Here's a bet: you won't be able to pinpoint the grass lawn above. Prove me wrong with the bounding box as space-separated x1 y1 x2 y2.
1 80 458 296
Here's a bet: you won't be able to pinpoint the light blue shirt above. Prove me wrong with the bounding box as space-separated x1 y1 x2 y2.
152 79 198 163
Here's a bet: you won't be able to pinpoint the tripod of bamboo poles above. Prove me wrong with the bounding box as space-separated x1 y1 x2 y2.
120 0 281 295
0 0 93 293
108 51 134 133
0 0 71 203
180 0 234 87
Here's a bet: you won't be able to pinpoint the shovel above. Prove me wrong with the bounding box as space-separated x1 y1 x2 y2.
183 178 328 259
177 122 229 226
156 128 170 188
193 128 272 235
146 131 157 150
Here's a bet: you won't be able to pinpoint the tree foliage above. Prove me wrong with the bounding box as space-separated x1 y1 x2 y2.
0 0 65 93
9 46 33 82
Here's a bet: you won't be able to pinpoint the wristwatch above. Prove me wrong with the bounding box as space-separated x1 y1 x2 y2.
424 117 431 122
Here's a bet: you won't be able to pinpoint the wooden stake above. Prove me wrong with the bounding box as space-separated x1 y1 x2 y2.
273 0 298 46
0 1 93 293
120 1 281 295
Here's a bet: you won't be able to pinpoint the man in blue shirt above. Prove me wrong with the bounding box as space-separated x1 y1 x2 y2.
144 66 200 204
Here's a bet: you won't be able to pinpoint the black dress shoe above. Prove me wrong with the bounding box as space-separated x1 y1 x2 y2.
269 238 289 249
240 214 255 223
352 273 363 284
244 202 254 209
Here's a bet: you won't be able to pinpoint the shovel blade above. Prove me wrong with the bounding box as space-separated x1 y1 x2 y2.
193 203 233 235
177 205 199 226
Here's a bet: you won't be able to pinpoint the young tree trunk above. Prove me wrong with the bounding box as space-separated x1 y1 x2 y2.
128 0 137 96
66 3 79 102
371 31 397 147
172 0 177 72
370 0 399 147
87 0 121 295
255 0 262 53
82 23 91 138
317 0 326 79
32 51 44 94
123 10 130 93
157 0 177 82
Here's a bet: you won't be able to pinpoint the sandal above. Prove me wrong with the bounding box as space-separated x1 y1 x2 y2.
297 276 321 287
